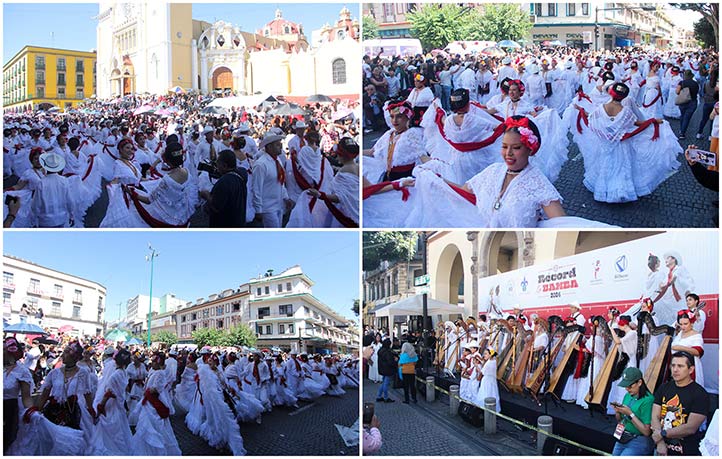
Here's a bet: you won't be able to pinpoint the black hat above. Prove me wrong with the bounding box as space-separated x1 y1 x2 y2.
609 82 630 101
604 62 614 71
450 88 470 112
601 71 616 83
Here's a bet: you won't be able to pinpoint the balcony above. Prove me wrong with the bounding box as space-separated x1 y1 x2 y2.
254 314 297 322
72 298 83 305
3 282 15 292
26 287 43 296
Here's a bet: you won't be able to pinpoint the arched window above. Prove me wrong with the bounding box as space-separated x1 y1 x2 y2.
284 25 290 34
332 58 346 85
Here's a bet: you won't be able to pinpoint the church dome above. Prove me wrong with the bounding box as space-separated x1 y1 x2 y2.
260 8 301 36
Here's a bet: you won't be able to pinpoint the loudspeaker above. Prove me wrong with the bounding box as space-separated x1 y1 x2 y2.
458 401 483 427
542 438 588 456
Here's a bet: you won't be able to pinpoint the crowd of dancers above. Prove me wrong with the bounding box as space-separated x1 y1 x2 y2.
4 338 359 456
3 92 360 228
362 47 718 228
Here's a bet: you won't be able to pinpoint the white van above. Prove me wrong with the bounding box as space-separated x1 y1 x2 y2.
363 38 423 58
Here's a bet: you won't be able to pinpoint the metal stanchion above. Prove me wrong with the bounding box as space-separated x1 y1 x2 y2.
449 385 460 415
484 397 497 434
537 415 554 453
425 376 435 402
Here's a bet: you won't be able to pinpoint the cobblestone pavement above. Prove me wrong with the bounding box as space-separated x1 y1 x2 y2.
171 388 359 456
362 379 537 456
362 100 718 228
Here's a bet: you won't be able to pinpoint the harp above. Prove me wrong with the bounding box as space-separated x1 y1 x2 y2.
545 321 584 400
494 321 515 380
584 316 629 412
637 311 675 394
507 327 534 393
526 316 567 400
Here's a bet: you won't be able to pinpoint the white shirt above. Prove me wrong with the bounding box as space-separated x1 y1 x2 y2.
31 173 73 227
196 138 224 165
252 152 289 213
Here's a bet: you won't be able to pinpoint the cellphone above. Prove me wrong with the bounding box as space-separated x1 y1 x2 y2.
5 195 17 206
610 401 622 407
688 148 716 167
363 402 375 425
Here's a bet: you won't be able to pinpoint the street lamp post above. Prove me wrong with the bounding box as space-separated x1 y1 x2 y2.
146 245 159 347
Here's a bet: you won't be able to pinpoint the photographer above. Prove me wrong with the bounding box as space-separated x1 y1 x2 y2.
363 412 382 455
200 149 247 227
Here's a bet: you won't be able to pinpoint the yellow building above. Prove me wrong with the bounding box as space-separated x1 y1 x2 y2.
3 46 96 112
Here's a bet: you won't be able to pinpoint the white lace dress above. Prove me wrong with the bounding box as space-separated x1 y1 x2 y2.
131 368 182 455
578 104 680 202
363 127 425 184
420 100 504 183
663 75 682 118
89 367 132 455
640 75 664 120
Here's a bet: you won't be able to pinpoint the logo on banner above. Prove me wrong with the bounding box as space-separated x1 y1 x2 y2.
536 264 578 299
521 277 529 292
614 255 629 281
590 259 603 285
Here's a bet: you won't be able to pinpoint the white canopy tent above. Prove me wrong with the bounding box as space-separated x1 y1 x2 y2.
373 295 464 330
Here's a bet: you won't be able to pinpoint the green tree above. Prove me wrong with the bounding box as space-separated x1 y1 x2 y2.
473 4 533 42
363 16 379 40
352 299 360 316
151 330 178 346
670 3 719 49
408 4 477 50
221 324 258 348
191 328 225 347
694 18 717 49
363 231 418 271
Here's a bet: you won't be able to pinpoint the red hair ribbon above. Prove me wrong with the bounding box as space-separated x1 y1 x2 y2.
509 79 526 95
618 318 630 327
504 117 540 154
677 309 696 324
386 101 413 119
609 87 626 101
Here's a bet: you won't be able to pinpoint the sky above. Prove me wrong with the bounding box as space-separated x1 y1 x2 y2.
3 231 360 322
3 2 359 63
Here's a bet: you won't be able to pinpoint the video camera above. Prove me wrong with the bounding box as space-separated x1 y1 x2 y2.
198 160 221 180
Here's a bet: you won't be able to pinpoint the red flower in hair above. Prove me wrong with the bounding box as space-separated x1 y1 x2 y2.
504 117 540 155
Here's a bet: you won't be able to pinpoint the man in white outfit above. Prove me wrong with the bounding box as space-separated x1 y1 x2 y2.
252 133 291 227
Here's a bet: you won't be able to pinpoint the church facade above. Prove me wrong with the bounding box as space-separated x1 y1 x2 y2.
95 3 359 99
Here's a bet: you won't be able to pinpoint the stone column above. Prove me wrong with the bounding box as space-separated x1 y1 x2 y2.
200 49 208 94
191 39 198 91
467 231 479 317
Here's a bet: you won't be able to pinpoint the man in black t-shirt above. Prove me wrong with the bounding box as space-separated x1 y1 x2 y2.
200 149 247 227
651 351 709 455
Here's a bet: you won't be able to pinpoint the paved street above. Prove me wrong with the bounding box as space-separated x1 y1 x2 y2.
362 101 717 228
362 380 537 456
171 388 359 456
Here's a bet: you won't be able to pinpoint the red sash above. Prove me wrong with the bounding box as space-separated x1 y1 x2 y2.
290 151 326 211
434 106 506 152
576 107 589 134
319 192 358 228
447 182 476 205
362 181 410 201
621 119 660 142
126 187 190 228
642 89 662 108
142 389 170 418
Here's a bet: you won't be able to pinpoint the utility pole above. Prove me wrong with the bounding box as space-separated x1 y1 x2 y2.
146 245 159 347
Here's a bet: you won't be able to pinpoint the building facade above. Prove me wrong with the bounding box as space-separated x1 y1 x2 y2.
96 2 358 99
176 286 251 342
2 255 106 337
248 266 359 354
3 46 96 112
126 292 187 333
363 257 423 328
523 2 682 50
96 2 194 98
